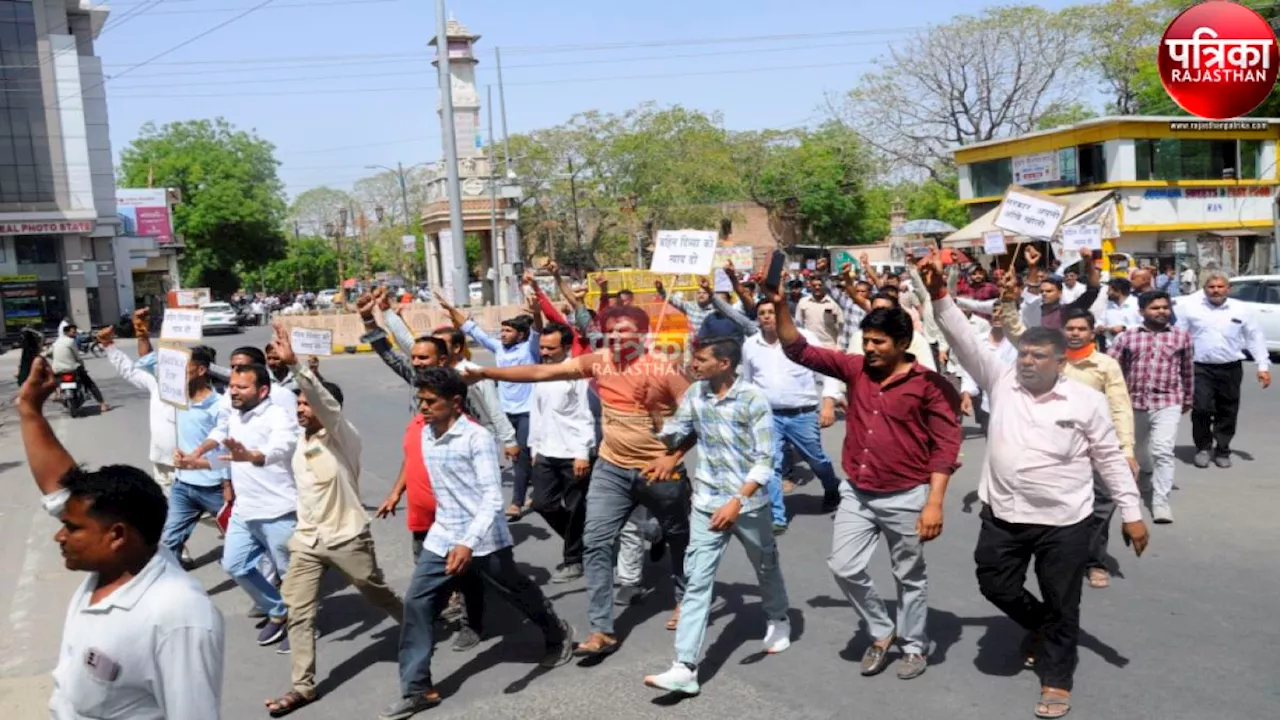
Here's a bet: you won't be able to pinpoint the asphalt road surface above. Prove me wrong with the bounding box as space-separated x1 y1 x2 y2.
0 326 1275 719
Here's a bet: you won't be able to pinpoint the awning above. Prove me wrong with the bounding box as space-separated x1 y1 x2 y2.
943 190 1118 248
1205 229 1264 237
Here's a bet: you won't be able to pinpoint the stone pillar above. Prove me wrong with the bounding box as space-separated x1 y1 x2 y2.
61 234 90 328
426 233 442 288
481 229 496 305
93 237 120 323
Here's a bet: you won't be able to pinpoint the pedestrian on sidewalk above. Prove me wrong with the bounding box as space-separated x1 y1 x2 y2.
16 357 223 720
264 325 403 717
382 368 574 720
642 337 791 696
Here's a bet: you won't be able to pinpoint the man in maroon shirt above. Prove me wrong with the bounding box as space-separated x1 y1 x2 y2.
958 266 999 301
771 283 961 681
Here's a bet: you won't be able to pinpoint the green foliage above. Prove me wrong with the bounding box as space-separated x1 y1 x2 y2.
117 118 287 296
863 174 971 243
260 235 339 292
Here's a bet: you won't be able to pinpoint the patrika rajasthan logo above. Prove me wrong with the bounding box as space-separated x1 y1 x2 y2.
1159 0 1279 119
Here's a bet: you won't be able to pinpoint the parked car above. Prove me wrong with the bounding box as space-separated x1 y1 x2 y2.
1221 275 1280 354
316 289 340 308
200 302 242 335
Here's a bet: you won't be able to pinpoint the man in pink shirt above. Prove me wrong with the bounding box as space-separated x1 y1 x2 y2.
921 253 1149 720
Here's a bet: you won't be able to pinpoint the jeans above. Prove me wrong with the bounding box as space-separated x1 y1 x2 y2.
411 531 484 633
975 506 1091 691
674 507 789 666
76 366 104 404
222 512 296 620
1191 361 1242 454
1136 405 1181 506
583 458 690 635
768 410 841 526
532 456 590 565
398 547 564 696
828 483 931 654
507 412 532 507
160 481 224 556
1086 475 1115 571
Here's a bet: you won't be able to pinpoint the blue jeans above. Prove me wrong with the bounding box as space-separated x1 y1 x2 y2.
160 481 225 556
768 410 841 526
674 507 789 666
222 512 296 620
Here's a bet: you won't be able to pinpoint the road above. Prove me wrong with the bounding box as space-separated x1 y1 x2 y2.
0 325 1275 719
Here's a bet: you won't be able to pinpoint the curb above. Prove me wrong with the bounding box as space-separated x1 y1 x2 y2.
332 344 374 354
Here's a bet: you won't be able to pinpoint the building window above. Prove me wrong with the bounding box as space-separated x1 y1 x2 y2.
1077 143 1106 185
1135 139 1240 181
0 0 56 208
14 235 59 265
1239 140 1264 180
971 158 1012 197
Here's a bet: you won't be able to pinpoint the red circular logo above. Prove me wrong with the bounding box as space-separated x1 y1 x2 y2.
1158 0 1279 119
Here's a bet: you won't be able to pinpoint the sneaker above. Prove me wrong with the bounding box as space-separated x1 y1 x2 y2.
551 562 583 584
1152 503 1174 524
451 626 480 652
822 490 841 513
179 546 194 568
860 642 893 676
1194 450 1211 468
896 652 928 680
257 618 287 646
276 634 290 654
762 619 791 654
378 693 441 720
772 523 788 536
539 620 575 668
615 584 643 606
643 662 700 695
1214 454 1232 469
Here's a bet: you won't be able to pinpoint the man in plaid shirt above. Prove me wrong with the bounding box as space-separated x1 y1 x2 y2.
641 337 790 696
1108 290 1194 524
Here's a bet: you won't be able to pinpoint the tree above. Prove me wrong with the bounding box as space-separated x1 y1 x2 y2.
261 235 339 292
831 5 1082 179
118 118 287 296
1065 0 1168 114
288 186 352 238
862 174 971 243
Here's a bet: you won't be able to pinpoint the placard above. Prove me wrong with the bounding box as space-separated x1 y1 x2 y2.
160 308 203 341
1060 223 1103 251
1012 151 1060 185
712 245 754 292
157 344 190 409
174 288 211 307
289 327 333 357
649 229 718 275
992 185 1070 241
983 230 1008 255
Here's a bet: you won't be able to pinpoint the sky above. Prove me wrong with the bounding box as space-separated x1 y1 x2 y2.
95 0 1084 200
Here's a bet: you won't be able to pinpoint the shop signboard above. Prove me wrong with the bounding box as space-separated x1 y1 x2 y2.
117 188 175 245
0 275 41 333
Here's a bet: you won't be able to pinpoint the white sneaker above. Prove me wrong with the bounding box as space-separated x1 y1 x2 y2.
643 662 700 695
1152 503 1174 524
762 619 791 654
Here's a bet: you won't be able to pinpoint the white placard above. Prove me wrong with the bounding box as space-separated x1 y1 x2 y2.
401 234 417 252
160 308 203 341
649 229 718 275
713 269 736 293
1012 151 1060 185
289 327 333 357
983 230 1008 255
992 186 1069 241
1060 223 1103 251
174 288 211 307
157 345 190 409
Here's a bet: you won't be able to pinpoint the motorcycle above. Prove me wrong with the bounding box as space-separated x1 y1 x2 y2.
75 331 105 358
57 371 86 417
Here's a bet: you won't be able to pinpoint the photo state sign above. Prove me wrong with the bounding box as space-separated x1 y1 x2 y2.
157 345 190 409
992 186 1069 241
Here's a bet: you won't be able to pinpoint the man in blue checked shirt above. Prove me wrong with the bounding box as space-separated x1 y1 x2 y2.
642 337 791 697
382 367 574 720
437 290 540 519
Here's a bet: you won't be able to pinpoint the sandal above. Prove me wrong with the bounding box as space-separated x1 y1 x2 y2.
574 631 619 657
1034 689 1071 718
665 606 681 631
1087 568 1109 589
504 504 522 520
265 690 316 717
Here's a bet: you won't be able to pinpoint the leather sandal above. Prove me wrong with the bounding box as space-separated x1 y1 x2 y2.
265 690 316 717
1034 689 1071 718
665 606 681 631
574 631 619 657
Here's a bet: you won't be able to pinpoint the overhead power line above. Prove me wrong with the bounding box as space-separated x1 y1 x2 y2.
111 0 397 15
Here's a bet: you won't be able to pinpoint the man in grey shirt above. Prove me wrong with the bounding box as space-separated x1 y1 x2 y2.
50 323 110 411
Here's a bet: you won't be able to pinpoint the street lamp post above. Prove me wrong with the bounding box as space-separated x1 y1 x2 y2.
367 162 422 284
327 206 349 308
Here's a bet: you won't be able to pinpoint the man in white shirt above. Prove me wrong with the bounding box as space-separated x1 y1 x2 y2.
1060 266 1086 304
189 363 300 648
265 328 403 716
795 277 844 347
1101 278 1143 344
925 254 1148 720
16 357 223 720
50 323 110 411
101 311 174 493
528 323 596 584
1174 272 1272 468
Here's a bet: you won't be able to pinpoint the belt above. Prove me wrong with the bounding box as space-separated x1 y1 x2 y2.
772 404 818 417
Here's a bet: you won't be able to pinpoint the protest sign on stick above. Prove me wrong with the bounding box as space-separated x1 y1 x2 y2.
160 309 203 342
289 327 333 357
157 344 190 410
649 230 718 275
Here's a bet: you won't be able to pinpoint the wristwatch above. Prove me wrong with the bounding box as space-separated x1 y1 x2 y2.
732 494 750 506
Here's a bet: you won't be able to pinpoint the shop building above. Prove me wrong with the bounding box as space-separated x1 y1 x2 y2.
944 116 1280 277
0 0 121 339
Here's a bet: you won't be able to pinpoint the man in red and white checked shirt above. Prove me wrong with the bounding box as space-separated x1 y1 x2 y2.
1108 290 1193 524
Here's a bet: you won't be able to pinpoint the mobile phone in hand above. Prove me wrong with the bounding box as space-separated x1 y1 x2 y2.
765 250 785 290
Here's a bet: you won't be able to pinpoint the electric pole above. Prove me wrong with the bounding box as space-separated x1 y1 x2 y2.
435 0 469 307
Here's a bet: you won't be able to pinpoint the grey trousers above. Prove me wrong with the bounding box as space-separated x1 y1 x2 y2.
615 507 658 587
584 458 690 635
828 483 930 654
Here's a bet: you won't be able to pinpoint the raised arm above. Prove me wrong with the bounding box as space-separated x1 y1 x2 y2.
100 328 159 394
17 358 76 497
860 253 881 288
275 322 360 458
532 275 569 326
433 289 468 331
593 274 611 310
723 260 756 315
465 359 586 385
923 253 1006 393
133 309 154 359
358 293 416 385
709 291 759 335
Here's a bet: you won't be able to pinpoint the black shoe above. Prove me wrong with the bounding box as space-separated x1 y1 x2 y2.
649 539 667 563
378 693 441 720
551 562 583 583
539 620 575 668
615 584 643 606
451 626 481 652
257 618 287 646
822 490 841 512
